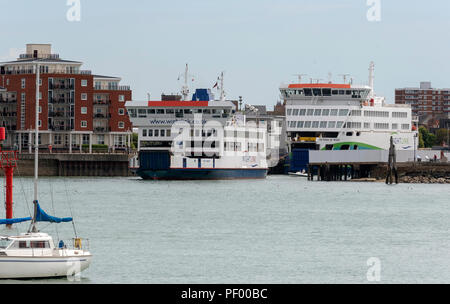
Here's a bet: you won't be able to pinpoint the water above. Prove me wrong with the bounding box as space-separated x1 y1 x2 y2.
1 176 450 284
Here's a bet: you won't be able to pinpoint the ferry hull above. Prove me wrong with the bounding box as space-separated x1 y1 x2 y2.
137 168 268 180
0 256 92 279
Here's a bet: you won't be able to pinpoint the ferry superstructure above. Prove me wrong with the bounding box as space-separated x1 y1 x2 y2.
126 73 268 180
282 62 418 152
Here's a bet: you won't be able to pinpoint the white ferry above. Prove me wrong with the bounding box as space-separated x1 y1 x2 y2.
282 62 418 152
126 72 268 180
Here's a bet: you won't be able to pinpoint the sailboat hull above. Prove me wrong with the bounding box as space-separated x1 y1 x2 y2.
0 255 92 279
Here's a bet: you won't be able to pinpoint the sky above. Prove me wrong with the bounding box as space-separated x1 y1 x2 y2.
1 0 449 109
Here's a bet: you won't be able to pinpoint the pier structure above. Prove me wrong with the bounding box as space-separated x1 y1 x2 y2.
306 150 450 182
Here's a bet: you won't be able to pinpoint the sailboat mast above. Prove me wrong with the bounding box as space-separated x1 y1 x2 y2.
29 62 40 233
34 63 40 202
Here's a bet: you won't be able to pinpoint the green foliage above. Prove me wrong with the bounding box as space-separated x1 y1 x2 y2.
435 128 450 146
131 133 138 149
419 127 436 148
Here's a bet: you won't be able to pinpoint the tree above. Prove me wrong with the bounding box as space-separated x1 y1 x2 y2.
419 127 436 148
435 128 450 147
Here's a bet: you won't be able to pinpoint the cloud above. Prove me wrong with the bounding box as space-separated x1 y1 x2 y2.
0 48 24 62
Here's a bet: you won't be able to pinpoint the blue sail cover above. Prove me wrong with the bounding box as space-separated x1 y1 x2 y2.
0 217 32 225
35 203 73 223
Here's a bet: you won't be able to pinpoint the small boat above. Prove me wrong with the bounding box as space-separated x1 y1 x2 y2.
288 170 308 177
0 62 91 279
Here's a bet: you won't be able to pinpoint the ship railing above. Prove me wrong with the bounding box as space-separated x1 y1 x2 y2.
57 238 90 251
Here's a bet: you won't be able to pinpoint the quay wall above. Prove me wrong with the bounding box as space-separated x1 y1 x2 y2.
1 153 131 177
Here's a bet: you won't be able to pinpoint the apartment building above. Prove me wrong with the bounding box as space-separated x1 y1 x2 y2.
0 44 132 153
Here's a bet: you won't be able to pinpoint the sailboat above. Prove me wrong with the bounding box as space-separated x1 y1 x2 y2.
0 63 92 279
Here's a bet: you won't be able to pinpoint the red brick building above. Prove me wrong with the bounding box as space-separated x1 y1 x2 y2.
395 82 450 127
0 44 132 152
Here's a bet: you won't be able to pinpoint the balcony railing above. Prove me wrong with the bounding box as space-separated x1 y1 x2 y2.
94 127 111 133
93 100 111 105
49 84 75 90
19 53 60 60
93 113 111 119
1 69 92 76
0 98 17 104
0 112 17 118
49 98 74 104
94 85 131 91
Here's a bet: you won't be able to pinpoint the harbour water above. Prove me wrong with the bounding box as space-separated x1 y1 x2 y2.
1 176 450 284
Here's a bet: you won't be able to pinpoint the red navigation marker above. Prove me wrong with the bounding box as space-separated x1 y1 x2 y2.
0 127 19 228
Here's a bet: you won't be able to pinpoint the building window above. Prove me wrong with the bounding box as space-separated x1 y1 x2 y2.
81 93 87 101
39 92 42 100
118 108 125 115
81 107 87 114
97 135 105 145
118 122 125 129
81 121 87 128
81 79 88 87
38 120 42 127
21 78 26 89
119 95 125 102
38 106 42 114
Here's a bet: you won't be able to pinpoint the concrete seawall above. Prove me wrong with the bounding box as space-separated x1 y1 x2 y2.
2 153 130 177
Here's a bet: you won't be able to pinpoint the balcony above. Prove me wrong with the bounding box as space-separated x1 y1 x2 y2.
49 126 73 131
49 111 73 118
19 53 60 60
0 98 17 104
0 112 17 118
94 127 111 133
93 113 111 119
94 85 131 91
93 100 111 105
1 69 92 76
49 84 75 90
49 98 74 104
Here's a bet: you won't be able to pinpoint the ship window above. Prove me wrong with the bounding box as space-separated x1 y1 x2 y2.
312 121 320 128
330 109 338 116
147 109 156 114
297 121 304 128
346 132 353 136
320 121 327 128
160 130 165 137
184 109 193 114
339 109 349 116
346 90 351 95
154 130 159 137
339 90 345 95
322 89 332 96
287 109 292 116
31 241 50 249
325 145 334 150
340 145 350 150
307 109 314 116
314 109 322 116
304 121 312 128
166 109 175 114
313 89 322 96
299 109 306 116
304 89 312 96
336 121 344 128
332 90 338 95
364 123 371 129
0 239 12 249
142 129 147 137
328 121 336 128
148 130 153 137
19 241 29 249
322 109 330 116
293 109 299 116
356 132 361 136
157 109 165 114
203 109 211 114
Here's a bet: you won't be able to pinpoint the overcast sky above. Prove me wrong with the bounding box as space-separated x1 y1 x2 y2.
1 0 449 108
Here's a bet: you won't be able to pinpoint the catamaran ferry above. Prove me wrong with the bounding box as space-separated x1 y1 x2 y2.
283 62 418 152
126 72 268 180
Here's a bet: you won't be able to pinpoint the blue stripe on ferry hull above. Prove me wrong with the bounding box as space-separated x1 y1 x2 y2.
137 168 268 180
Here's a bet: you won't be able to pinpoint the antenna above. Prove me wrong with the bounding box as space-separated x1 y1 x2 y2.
219 71 225 101
338 74 350 84
179 63 195 101
327 72 333 83
293 74 308 83
313 78 323 84
368 61 375 98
